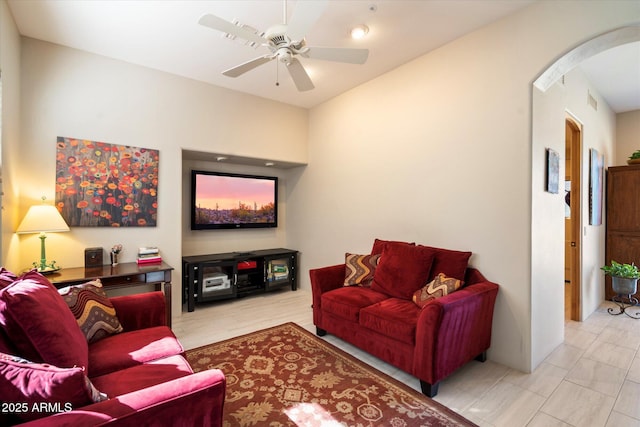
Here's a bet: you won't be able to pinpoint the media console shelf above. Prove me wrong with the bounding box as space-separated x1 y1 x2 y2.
182 248 297 312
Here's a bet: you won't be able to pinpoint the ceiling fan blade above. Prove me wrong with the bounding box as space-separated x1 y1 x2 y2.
286 58 314 91
286 0 328 42
223 55 275 77
303 46 369 64
198 14 267 46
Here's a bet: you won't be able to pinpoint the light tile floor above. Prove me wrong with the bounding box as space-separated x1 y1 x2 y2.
173 289 640 427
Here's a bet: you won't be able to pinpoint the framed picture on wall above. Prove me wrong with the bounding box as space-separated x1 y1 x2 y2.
589 148 604 226
55 136 159 227
546 148 559 194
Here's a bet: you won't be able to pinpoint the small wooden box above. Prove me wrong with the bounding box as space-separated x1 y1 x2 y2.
84 247 103 268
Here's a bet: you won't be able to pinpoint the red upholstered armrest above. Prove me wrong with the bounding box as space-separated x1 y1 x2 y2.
309 264 345 304
18 369 226 427
464 267 489 286
110 291 166 332
309 264 345 295
309 264 346 327
413 276 499 385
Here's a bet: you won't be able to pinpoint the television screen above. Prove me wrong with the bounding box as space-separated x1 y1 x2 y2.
191 170 278 229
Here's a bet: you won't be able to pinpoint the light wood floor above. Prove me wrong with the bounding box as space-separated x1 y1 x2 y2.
173 288 640 427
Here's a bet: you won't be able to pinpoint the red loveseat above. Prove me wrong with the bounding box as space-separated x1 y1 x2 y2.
0 269 225 426
310 239 499 397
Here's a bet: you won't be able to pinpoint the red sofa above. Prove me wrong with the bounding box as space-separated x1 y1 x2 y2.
0 269 225 426
310 239 499 397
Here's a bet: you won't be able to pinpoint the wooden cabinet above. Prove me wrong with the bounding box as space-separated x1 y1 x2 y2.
51 262 173 327
182 248 297 312
605 164 640 300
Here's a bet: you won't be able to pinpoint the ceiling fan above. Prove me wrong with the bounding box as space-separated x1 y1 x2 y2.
198 0 369 91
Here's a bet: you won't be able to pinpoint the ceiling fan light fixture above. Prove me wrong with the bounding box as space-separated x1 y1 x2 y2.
350 25 369 40
199 1 370 93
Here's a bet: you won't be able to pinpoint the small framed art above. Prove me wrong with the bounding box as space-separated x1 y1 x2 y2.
545 148 559 194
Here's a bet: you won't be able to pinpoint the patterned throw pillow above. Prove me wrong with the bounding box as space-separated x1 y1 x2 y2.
344 253 381 287
0 352 107 422
58 279 123 344
412 273 463 307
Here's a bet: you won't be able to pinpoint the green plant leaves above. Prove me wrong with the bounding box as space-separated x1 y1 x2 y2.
601 260 640 279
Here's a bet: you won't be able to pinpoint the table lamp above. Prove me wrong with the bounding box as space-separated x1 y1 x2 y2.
16 200 70 273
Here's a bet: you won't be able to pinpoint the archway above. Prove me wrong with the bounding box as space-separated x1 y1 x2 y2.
534 26 640 92
531 24 640 369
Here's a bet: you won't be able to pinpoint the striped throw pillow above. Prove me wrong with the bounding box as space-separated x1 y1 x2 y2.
58 279 123 343
344 253 381 287
412 273 463 307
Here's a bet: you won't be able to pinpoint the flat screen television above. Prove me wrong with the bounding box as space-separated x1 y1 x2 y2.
191 170 278 230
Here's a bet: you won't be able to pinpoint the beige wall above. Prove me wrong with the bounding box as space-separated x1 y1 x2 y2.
288 1 638 372
16 38 307 319
0 0 22 270
616 110 640 165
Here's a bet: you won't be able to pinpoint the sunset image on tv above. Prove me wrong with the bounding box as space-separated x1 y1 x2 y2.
194 174 276 226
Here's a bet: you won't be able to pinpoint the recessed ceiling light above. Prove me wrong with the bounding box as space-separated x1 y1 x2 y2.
265 162 275 167
216 156 228 161
350 25 369 40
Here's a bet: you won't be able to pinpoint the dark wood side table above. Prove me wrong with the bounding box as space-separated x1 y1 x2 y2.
50 262 173 327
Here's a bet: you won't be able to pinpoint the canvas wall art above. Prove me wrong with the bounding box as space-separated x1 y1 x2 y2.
55 137 159 227
589 148 604 226
546 148 559 194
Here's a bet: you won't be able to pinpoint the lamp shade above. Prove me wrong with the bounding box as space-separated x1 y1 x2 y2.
16 205 70 234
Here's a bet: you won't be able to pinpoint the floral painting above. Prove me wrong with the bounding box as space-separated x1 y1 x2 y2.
55 137 159 227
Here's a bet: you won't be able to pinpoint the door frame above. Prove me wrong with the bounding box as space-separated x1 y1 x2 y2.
565 116 582 321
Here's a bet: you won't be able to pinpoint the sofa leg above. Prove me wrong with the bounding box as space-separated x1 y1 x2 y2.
316 327 327 336
420 380 439 398
475 351 487 363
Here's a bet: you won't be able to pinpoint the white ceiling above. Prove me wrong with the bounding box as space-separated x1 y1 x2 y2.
7 0 639 112
580 41 640 113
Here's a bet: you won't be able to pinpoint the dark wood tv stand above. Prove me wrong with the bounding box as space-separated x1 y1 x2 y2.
182 248 297 312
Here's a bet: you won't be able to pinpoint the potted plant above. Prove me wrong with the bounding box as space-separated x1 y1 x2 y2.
628 150 640 165
601 260 639 295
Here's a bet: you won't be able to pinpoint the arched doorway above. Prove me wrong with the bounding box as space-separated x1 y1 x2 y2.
534 26 640 323
531 24 639 368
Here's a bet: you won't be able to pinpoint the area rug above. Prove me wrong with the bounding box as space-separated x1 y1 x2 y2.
186 322 476 427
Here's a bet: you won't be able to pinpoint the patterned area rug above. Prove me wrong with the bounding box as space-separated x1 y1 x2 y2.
186 322 476 427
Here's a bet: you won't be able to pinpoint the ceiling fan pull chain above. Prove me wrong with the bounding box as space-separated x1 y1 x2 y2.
276 61 280 87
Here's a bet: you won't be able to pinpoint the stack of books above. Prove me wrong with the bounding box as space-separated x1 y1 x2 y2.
267 262 289 282
137 247 162 265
